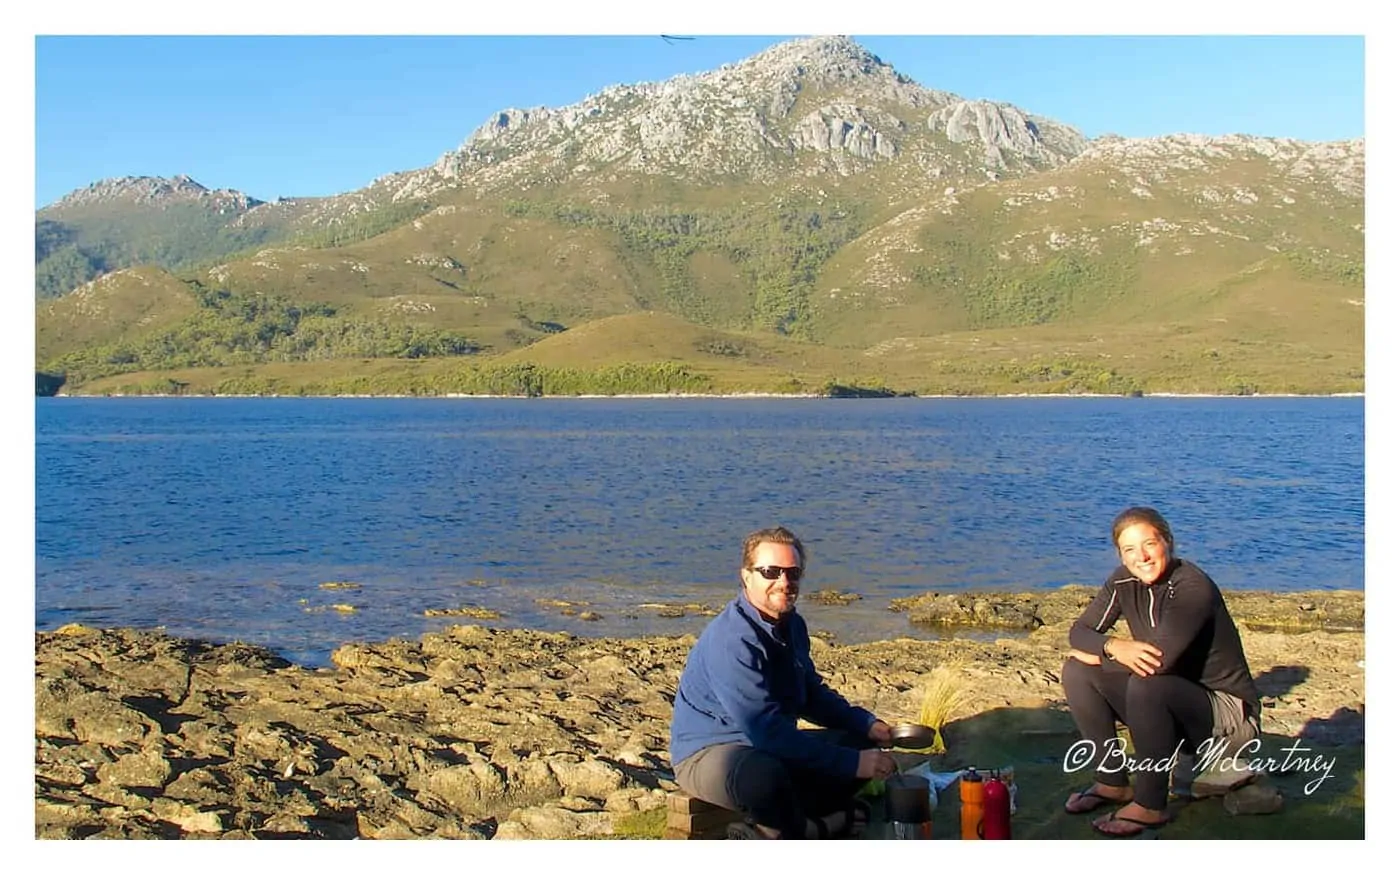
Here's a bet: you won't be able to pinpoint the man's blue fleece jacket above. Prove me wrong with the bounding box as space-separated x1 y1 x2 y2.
668 590 877 777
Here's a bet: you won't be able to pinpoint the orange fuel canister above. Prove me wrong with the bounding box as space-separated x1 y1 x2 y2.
959 768 984 840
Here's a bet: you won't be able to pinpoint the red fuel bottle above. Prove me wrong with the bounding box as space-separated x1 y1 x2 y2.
981 770 1012 839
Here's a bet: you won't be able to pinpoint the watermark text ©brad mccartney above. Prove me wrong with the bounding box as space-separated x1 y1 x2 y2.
1063 736 1337 794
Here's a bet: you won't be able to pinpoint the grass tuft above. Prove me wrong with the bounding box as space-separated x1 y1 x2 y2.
917 664 968 755
610 806 667 839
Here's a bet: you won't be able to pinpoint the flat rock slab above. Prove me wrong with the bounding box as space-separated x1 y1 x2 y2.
891 592 1045 629
890 587 1363 634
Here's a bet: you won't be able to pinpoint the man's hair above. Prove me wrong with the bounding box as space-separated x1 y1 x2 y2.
741 526 806 569
1110 506 1175 554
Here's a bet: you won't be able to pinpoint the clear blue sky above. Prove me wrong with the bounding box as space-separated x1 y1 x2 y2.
34 33 1365 209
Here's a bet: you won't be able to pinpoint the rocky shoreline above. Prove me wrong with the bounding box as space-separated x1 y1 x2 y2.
35 589 1364 839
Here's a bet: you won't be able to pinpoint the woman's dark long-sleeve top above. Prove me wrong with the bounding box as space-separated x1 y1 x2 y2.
1069 558 1260 715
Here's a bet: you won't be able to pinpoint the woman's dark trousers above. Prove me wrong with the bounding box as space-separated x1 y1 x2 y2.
1061 657 1216 810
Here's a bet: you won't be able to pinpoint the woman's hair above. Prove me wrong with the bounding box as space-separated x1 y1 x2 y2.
741 526 806 569
1111 506 1174 554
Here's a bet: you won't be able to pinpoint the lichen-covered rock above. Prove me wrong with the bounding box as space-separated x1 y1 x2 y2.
503 756 563 797
96 747 172 790
891 591 1043 629
547 757 626 799
57 690 162 746
408 760 507 813
164 767 230 803
604 787 666 813
495 805 614 839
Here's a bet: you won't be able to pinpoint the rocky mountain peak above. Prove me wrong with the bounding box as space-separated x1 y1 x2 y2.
46 174 263 213
737 34 886 81
719 34 950 112
382 35 1076 201
454 35 916 150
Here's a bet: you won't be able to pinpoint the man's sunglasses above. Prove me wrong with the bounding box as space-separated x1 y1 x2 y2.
749 565 803 582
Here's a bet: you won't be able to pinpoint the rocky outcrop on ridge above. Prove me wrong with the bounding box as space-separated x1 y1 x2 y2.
1073 133 1365 198
930 99 1089 170
47 175 263 214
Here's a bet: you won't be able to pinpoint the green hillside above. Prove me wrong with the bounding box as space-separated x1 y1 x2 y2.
34 38 1363 397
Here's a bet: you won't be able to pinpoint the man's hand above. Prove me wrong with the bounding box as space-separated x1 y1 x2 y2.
856 748 898 780
867 720 894 747
1104 638 1162 677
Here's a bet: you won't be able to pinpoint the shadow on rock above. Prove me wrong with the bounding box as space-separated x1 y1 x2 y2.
1300 705 1365 747
1254 665 1310 699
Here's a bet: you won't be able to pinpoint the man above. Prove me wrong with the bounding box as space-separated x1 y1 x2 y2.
669 526 899 839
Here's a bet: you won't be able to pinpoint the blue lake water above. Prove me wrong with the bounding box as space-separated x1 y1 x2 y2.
34 397 1364 667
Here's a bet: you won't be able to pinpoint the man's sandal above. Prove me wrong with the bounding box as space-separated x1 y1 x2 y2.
725 821 765 839
844 798 872 838
811 798 871 839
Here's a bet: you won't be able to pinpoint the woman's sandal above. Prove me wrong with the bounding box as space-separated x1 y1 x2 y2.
1064 785 1130 814
1091 810 1173 837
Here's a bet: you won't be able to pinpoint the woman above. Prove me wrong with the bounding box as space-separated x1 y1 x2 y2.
1061 507 1261 837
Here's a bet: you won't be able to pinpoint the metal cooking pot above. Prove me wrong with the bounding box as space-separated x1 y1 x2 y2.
889 722 936 750
885 773 934 838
